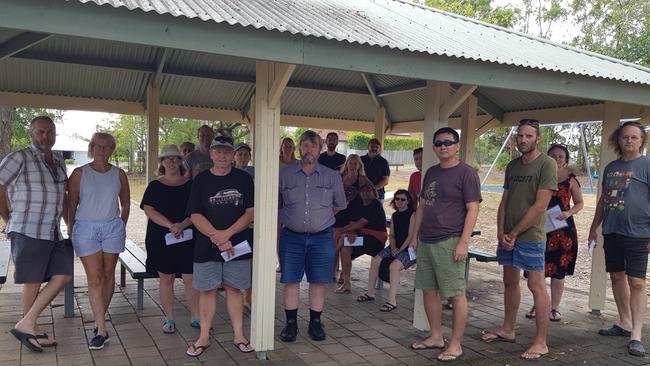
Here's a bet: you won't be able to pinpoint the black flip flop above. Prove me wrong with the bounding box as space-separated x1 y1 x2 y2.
36 332 58 347
186 343 210 357
233 342 255 353
10 329 43 353
357 293 375 302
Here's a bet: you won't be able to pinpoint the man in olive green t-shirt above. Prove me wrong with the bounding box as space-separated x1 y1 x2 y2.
481 119 557 361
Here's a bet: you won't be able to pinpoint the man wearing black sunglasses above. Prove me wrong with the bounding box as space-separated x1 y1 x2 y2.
1 116 72 352
408 127 481 362
482 118 557 361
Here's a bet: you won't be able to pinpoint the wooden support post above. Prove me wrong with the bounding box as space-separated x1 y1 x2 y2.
460 95 478 166
588 101 622 312
145 85 159 183
374 106 387 153
250 61 293 353
413 80 449 331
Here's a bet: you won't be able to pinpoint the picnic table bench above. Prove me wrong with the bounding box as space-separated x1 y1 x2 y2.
0 240 10 285
119 239 180 310
388 163 404 171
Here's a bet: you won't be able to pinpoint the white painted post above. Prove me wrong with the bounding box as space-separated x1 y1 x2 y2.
413 81 449 331
460 95 478 166
250 61 294 355
145 85 159 183
588 101 622 312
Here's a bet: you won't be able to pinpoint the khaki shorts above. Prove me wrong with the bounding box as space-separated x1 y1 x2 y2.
414 236 465 298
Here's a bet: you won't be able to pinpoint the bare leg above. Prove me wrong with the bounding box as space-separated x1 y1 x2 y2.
365 255 382 297
14 275 71 346
337 247 352 292
189 289 216 351
284 283 300 310
387 260 404 305
79 252 108 336
309 283 327 312
522 270 549 357
610 271 633 331
416 289 444 347
101 253 119 315
22 284 40 316
550 278 564 311
158 273 175 320
444 294 468 357
483 265 518 341
181 274 199 320
225 285 248 344
627 276 646 341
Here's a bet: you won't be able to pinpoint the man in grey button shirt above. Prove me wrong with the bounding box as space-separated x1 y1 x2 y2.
278 130 346 342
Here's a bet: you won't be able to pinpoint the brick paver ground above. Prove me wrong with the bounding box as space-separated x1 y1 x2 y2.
2 254 650 366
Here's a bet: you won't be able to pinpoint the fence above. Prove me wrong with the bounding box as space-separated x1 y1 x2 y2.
346 149 414 164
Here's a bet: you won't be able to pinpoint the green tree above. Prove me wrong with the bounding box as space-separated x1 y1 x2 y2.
571 0 650 66
424 0 520 28
0 108 64 160
519 0 569 39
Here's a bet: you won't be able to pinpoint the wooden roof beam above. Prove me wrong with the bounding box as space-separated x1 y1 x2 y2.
441 84 477 118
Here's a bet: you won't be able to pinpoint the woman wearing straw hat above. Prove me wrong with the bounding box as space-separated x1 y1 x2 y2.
141 144 199 333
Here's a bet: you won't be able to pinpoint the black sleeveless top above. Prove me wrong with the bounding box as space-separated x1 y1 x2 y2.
391 207 414 247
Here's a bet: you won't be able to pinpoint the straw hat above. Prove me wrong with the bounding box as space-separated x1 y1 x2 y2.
159 144 182 160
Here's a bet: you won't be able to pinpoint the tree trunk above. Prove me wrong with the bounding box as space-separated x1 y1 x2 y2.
0 106 15 161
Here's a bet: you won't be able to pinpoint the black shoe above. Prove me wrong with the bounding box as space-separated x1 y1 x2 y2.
280 321 298 342
308 320 326 341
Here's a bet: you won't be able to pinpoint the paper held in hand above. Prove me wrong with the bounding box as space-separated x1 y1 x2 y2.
165 229 193 245
545 205 568 233
221 240 252 261
343 236 364 247
408 246 417 261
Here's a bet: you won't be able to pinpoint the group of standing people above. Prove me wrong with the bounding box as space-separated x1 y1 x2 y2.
2 116 649 360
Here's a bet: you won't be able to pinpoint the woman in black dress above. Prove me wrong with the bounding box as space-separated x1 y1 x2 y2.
141 145 198 333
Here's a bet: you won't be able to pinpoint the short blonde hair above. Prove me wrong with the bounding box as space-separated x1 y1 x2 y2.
88 132 116 158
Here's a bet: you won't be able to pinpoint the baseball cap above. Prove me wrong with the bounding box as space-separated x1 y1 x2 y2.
234 142 251 152
210 135 234 149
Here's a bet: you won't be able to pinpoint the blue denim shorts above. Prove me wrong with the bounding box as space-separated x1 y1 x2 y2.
71 217 126 257
497 240 545 272
279 228 333 284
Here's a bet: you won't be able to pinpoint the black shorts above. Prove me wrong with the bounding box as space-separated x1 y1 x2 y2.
603 234 649 279
350 236 385 260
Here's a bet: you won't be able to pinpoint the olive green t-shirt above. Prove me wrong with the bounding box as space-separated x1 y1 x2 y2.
503 154 557 242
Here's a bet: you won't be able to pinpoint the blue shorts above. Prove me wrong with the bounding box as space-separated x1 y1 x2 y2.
279 228 333 284
72 218 126 257
497 240 545 272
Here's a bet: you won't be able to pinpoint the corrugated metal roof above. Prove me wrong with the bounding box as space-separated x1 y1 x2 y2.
77 0 650 85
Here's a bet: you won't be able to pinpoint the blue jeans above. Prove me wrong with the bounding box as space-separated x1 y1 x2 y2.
279 228 333 284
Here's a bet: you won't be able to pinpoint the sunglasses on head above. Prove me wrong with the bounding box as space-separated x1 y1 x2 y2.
519 118 540 129
433 140 457 147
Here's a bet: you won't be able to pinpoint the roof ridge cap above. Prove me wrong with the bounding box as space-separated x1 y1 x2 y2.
391 0 650 75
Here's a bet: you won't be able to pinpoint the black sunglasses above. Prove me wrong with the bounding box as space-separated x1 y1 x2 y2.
519 119 540 129
433 140 457 147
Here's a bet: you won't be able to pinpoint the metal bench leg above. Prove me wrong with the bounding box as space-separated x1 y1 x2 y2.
137 279 144 310
64 277 74 318
375 278 384 290
464 257 470 290
120 264 126 287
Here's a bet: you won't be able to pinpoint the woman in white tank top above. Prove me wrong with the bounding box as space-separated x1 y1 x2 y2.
67 132 130 350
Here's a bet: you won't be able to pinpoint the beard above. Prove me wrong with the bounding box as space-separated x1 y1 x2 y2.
327 143 336 151
301 153 316 164
517 143 534 154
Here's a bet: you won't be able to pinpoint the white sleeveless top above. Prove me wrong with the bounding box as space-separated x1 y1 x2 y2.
75 164 121 221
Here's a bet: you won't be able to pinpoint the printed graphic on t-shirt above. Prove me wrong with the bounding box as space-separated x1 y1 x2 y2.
422 180 437 206
209 189 243 207
509 175 533 183
604 170 633 211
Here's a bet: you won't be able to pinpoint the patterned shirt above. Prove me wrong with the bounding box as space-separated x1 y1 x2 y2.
0 145 67 240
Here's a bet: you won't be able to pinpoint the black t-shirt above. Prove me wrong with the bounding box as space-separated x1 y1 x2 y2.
361 154 390 199
186 168 254 262
349 199 386 231
318 152 346 172
391 207 414 247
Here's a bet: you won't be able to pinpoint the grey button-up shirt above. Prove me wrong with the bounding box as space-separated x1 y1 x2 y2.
279 163 346 233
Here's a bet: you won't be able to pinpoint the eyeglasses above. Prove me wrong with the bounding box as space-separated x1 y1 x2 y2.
394 197 408 202
433 140 457 147
519 119 540 130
